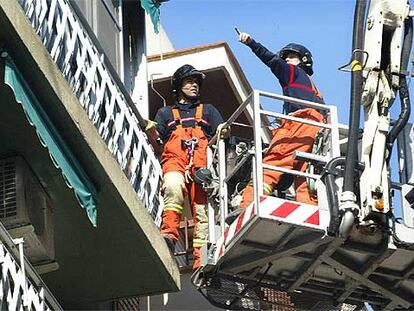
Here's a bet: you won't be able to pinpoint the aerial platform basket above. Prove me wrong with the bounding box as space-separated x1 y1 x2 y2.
194 194 414 310
192 90 414 311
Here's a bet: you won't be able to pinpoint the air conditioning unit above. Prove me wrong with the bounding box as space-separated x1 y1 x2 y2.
0 156 57 272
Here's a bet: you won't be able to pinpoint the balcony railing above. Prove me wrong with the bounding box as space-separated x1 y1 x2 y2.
17 0 163 225
0 222 62 310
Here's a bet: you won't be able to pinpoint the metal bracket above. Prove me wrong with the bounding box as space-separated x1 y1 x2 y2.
338 49 369 72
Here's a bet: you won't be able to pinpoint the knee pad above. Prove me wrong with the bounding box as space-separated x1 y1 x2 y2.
163 172 185 205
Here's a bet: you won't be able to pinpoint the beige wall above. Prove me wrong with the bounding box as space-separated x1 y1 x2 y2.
145 13 175 56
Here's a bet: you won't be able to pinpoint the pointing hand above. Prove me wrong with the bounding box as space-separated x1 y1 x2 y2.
239 32 252 45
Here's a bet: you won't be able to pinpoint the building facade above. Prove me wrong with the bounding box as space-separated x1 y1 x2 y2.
0 0 179 309
0 0 262 309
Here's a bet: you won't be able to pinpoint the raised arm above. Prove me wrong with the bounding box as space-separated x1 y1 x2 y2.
237 31 289 82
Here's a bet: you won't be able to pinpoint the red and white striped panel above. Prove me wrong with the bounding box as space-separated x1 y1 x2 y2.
214 196 320 262
214 202 256 262
258 196 320 226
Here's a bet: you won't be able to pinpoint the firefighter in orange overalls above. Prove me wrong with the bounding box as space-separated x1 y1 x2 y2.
154 64 226 271
226 32 325 224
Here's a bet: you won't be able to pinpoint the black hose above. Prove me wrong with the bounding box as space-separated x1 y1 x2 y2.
323 157 365 236
323 157 345 236
343 0 367 193
386 16 413 160
401 17 413 76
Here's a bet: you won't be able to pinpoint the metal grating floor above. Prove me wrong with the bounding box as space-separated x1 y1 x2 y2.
195 213 414 310
197 272 362 311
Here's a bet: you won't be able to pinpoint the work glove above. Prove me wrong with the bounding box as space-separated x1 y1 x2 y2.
238 32 252 45
144 119 157 131
216 123 231 139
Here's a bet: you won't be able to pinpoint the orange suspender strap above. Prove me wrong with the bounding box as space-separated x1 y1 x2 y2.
309 77 323 99
170 104 204 129
195 104 203 124
285 64 323 100
171 107 182 129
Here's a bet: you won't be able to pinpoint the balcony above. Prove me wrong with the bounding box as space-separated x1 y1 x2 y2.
0 0 179 307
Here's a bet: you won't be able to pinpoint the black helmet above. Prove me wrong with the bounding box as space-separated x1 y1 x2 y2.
279 43 314 76
171 64 205 95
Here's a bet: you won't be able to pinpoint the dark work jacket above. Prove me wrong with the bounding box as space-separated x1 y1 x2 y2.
247 39 325 114
154 100 224 144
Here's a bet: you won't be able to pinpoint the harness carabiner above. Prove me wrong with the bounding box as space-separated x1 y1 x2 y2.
182 137 199 183
182 137 199 159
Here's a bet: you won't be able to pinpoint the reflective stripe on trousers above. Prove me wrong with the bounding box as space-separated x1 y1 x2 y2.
160 171 208 270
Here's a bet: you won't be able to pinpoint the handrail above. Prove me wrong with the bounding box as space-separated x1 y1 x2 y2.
258 89 331 111
68 0 145 128
17 0 164 226
69 0 163 155
208 92 253 146
0 220 62 310
209 90 340 239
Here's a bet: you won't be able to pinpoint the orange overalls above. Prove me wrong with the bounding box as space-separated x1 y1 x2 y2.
240 74 325 208
160 104 209 270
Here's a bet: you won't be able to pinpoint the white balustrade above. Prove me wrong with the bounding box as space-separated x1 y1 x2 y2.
0 243 53 310
17 0 164 226
0 222 62 310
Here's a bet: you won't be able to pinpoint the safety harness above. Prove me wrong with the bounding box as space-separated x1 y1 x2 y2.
171 104 205 183
167 106 210 128
283 64 323 99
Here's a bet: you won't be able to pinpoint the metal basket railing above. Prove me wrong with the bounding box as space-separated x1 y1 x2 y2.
208 90 340 241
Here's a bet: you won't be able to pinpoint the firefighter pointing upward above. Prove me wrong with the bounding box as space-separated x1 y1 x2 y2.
154 64 226 271
226 31 326 224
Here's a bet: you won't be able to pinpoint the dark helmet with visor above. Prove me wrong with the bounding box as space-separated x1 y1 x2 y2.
171 64 205 95
279 43 314 76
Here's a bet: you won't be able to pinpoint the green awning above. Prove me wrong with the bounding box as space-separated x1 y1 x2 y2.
4 59 98 226
140 0 169 34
